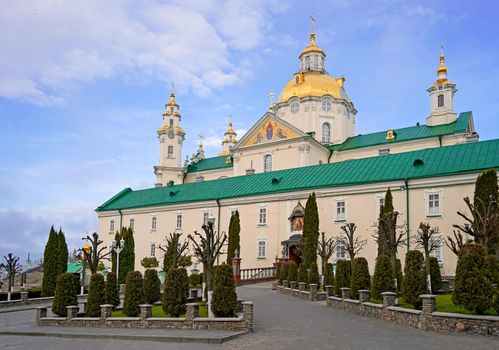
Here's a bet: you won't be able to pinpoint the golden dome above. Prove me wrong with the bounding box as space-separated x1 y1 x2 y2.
277 71 344 103
167 92 178 106
300 33 325 57
225 121 236 135
437 53 448 75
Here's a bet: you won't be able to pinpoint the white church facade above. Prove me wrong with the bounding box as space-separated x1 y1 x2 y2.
97 27 498 276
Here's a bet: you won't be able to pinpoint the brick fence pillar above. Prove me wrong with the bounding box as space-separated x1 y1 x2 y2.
309 284 318 301
242 301 254 332
20 292 28 302
358 289 371 303
325 285 333 297
381 292 397 307
299 282 306 291
186 303 199 321
290 281 297 289
100 304 113 320
66 305 79 320
283 280 289 288
139 304 152 320
340 287 351 300
36 306 47 323
420 294 436 314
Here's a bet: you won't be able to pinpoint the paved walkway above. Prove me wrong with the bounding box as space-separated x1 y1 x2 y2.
0 283 497 349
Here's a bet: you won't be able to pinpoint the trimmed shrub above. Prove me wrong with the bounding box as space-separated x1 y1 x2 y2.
287 261 298 282
212 264 238 317
86 273 105 317
429 257 443 293
453 243 493 314
323 263 334 287
350 257 370 299
402 250 427 309
280 262 289 283
141 257 159 269
52 273 79 316
123 271 144 317
189 273 201 287
162 268 189 317
308 262 320 289
334 260 351 296
298 263 308 285
143 269 161 304
105 272 120 307
371 255 395 300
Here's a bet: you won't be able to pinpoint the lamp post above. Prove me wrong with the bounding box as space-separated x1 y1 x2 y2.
81 239 91 294
109 238 125 282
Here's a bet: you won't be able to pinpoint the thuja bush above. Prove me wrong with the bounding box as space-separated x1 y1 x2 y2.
371 255 395 300
308 262 320 289
350 257 370 299
453 243 493 314
280 262 289 283
123 271 144 317
143 269 161 304
105 272 120 308
334 260 351 296
52 273 79 316
287 261 298 282
212 264 238 317
402 250 427 309
323 263 334 287
298 263 308 285
162 268 189 317
429 257 443 293
86 273 105 317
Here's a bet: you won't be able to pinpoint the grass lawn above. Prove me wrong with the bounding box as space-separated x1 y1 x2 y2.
112 302 208 318
435 294 497 316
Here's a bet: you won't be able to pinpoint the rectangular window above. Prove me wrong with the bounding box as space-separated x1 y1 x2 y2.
427 192 442 216
109 220 115 233
151 216 157 230
259 208 267 225
167 146 174 158
203 212 210 226
129 218 134 231
257 240 266 258
336 240 346 259
429 240 443 265
438 94 444 107
169 119 173 126
150 243 156 257
176 213 183 229
335 200 346 221
376 194 385 217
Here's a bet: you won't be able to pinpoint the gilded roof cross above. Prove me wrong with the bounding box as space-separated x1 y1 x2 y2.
310 13 316 33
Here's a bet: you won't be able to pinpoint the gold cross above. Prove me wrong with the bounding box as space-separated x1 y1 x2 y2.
267 91 275 106
310 13 316 33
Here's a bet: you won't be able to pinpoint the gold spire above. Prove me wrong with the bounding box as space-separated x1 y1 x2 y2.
310 13 316 45
225 117 236 135
300 14 324 56
167 81 178 106
436 44 448 75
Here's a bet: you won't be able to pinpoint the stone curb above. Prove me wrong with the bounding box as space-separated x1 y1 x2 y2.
0 330 249 344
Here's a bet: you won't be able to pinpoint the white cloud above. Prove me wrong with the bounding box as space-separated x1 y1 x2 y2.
0 0 286 105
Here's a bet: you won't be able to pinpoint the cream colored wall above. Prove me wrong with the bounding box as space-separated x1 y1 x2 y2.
97 173 479 277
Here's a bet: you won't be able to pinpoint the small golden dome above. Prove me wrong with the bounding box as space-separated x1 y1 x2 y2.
225 121 236 135
277 71 343 103
437 54 448 75
299 32 325 57
167 92 178 107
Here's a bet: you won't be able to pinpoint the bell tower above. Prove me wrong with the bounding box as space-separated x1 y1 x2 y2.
426 46 458 126
154 84 186 186
219 118 238 156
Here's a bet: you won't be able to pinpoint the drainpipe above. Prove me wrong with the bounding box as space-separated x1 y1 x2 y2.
118 209 123 230
216 199 221 264
327 150 334 163
404 179 410 252
438 135 443 147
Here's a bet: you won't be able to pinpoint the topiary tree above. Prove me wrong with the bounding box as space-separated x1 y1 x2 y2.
123 271 144 317
429 257 442 293
105 271 120 308
334 260 351 296
119 228 135 284
323 263 334 287
302 193 320 268
162 268 189 317
298 263 308 286
287 261 298 282
52 273 79 316
226 210 241 263
86 273 105 317
141 257 159 269
280 261 289 283
212 264 238 317
453 243 493 314
350 257 370 299
308 262 320 290
189 273 201 287
402 250 427 309
143 269 161 304
371 255 395 300
41 226 59 297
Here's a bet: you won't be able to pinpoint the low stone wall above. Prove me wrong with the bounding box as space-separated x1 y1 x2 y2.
277 282 326 302
326 290 499 337
0 293 87 309
36 301 254 332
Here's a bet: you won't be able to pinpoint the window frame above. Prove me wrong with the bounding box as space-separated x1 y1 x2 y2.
258 207 267 226
425 189 443 217
167 145 174 158
263 154 272 173
429 238 444 266
437 94 444 107
150 242 156 257
334 198 347 222
375 193 386 217
151 215 157 231
176 213 183 230
129 218 135 231
256 236 268 259
322 122 331 143
109 219 115 233
335 238 347 260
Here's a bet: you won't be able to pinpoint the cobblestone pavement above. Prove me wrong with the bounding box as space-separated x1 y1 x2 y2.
0 282 497 350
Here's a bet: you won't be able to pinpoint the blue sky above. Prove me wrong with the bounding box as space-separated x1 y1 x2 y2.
1 0 498 263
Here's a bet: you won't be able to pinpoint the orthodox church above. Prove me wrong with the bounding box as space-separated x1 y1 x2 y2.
97 26 498 276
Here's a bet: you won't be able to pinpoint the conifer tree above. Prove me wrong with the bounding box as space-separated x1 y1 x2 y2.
429 257 442 293
473 169 499 254
119 228 135 284
298 263 308 285
308 262 321 289
143 269 161 304
280 261 289 283
302 193 319 269
123 271 144 317
105 271 120 307
41 226 59 297
212 264 238 317
323 263 335 287
226 210 241 263
371 255 395 300
52 273 78 316
162 268 189 317
287 261 298 282
402 250 427 309
334 260 351 296
350 257 371 299
86 273 106 317
57 228 69 277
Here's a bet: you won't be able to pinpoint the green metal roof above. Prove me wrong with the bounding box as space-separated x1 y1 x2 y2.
67 262 84 273
328 112 472 152
97 138 498 212
186 155 233 173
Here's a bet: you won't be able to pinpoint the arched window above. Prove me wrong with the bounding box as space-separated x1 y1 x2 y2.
263 154 272 172
322 122 331 143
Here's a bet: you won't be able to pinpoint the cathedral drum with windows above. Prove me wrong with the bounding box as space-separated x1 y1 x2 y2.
97 23 496 277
